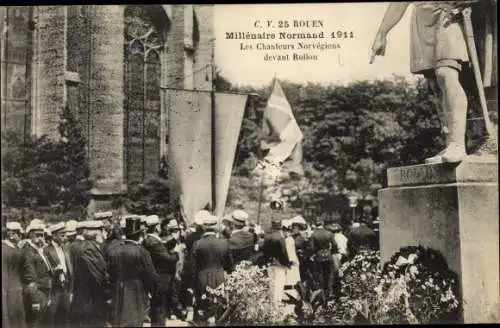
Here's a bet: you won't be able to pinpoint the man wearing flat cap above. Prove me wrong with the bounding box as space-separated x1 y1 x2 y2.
191 214 233 322
2 221 27 328
107 217 158 327
21 220 53 328
70 220 109 327
43 222 72 328
228 210 257 265
142 215 186 325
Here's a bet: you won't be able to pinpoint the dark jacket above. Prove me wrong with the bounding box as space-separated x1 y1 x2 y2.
107 239 158 327
21 242 53 309
142 234 179 275
228 229 257 265
2 242 27 328
70 239 108 326
308 227 337 253
260 231 292 267
191 233 233 297
44 242 72 290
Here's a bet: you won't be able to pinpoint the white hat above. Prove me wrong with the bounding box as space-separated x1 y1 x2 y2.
49 222 66 234
203 215 218 228
145 215 160 227
79 220 104 229
94 211 113 220
6 221 23 232
281 219 292 229
254 224 264 236
64 220 77 232
231 210 249 224
166 219 180 230
290 215 307 227
26 220 46 233
194 210 211 226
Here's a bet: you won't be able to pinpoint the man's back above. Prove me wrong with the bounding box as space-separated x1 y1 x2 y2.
229 230 256 264
193 235 232 272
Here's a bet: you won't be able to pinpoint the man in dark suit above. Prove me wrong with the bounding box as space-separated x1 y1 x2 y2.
143 215 186 326
70 221 109 327
228 210 257 265
181 210 210 311
191 214 233 322
44 222 72 328
3 221 27 328
108 217 157 327
308 216 338 300
21 220 53 328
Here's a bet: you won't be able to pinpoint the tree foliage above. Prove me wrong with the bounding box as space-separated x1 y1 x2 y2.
2 107 92 223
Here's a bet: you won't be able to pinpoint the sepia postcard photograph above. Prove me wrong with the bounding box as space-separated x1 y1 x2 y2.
1 2 498 327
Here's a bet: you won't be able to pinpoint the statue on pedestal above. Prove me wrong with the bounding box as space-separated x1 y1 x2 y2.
370 1 497 164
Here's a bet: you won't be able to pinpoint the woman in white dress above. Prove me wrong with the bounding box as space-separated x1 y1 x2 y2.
282 220 301 314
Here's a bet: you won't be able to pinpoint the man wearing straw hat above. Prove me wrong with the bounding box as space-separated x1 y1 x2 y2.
2 221 27 328
227 210 257 265
44 222 72 328
191 214 233 322
142 215 185 325
21 219 53 328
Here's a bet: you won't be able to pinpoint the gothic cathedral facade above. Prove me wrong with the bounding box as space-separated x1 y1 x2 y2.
1 5 214 211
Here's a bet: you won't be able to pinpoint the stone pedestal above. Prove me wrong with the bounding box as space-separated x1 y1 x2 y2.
378 159 499 324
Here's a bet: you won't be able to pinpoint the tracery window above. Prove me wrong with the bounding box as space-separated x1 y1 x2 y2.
1 6 33 141
124 6 166 183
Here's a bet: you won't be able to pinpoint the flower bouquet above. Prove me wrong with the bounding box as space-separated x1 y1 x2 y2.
373 246 461 324
203 261 288 326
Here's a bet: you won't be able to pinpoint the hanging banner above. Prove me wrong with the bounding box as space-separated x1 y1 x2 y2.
166 89 212 224
213 92 248 217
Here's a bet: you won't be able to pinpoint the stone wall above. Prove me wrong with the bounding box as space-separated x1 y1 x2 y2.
34 6 67 139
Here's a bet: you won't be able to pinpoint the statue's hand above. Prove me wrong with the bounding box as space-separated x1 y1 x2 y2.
369 33 387 64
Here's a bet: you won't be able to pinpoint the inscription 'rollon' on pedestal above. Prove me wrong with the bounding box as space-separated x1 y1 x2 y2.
387 161 498 187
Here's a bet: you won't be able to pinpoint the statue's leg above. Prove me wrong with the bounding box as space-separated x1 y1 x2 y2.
431 65 467 163
424 75 450 164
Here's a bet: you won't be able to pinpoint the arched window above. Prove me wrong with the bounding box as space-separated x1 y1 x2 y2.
1 6 33 140
124 6 166 183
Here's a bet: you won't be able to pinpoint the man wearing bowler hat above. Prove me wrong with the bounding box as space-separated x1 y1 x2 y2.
228 210 257 265
191 214 233 322
108 217 158 327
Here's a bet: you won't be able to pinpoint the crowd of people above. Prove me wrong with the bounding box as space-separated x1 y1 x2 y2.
2 205 379 328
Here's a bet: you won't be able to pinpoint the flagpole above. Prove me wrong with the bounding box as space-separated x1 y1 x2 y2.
210 37 217 214
256 76 276 226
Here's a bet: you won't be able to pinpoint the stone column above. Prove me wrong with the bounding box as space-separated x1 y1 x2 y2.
86 5 126 214
34 6 67 139
379 160 499 323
